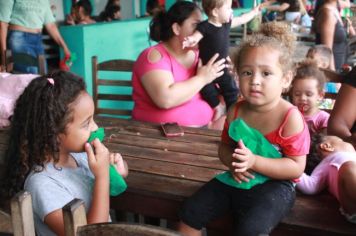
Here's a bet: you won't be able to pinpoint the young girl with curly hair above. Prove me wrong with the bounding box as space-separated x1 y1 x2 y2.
1 71 128 236
178 21 310 236
291 59 330 136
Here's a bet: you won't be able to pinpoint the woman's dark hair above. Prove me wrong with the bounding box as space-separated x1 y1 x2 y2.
76 0 93 16
149 1 200 42
0 71 86 200
105 0 120 10
99 5 121 21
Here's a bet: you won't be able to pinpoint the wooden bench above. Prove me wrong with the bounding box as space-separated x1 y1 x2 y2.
1 119 356 235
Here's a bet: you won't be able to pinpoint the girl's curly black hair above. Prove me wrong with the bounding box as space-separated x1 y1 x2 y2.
0 71 86 201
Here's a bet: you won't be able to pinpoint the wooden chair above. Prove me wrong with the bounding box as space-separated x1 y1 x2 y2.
91 56 135 117
0 190 35 236
4 50 46 75
62 199 180 236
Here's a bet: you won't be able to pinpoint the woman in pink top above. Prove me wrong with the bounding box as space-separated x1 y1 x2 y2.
297 134 356 224
132 1 226 127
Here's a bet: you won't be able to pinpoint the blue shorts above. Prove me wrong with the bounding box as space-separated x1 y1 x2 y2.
179 178 295 236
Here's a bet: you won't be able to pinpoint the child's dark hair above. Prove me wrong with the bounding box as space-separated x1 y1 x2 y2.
293 59 326 93
100 5 121 21
305 133 326 175
307 45 332 66
0 71 86 199
233 21 296 76
149 1 200 42
202 0 225 17
76 0 93 16
146 0 161 16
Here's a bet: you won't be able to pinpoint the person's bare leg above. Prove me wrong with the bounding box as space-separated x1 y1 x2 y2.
338 161 356 215
177 221 202 236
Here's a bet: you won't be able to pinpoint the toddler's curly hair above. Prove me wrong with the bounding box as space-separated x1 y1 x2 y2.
292 59 326 93
233 21 296 75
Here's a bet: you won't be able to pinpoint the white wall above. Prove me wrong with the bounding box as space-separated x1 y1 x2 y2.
49 0 65 21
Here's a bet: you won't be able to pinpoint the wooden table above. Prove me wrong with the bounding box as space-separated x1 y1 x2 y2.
1 117 356 235
96 117 356 236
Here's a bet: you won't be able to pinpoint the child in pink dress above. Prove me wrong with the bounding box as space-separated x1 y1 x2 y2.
291 59 330 135
297 134 356 224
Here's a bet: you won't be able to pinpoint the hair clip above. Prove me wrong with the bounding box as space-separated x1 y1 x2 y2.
47 78 55 86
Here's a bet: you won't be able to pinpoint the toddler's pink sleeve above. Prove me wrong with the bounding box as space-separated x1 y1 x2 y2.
297 162 327 194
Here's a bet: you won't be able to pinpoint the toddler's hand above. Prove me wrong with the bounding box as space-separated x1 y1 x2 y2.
196 53 225 84
230 169 255 183
182 36 198 49
85 139 110 179
231 140 256 172
110 152 129 177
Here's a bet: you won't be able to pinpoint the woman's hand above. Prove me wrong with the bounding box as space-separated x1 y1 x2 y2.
231 140 256 172
196 53 226 84
85 138 110 179
110 153 129 177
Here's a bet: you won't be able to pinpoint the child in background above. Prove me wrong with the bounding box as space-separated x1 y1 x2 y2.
291 59 330 136
0 71 128 236
70 0 96 25
297 134 356 224
183 0 260 120
306 45 339 94
178 21 310 236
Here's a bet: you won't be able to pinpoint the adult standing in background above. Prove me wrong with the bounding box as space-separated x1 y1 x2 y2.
0 0 70 74
327 67 356 147
132 1 226 128
263 0 302 23
314 0 351 71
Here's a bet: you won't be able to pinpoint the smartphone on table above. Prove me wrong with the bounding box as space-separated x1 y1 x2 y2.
161 122 184 137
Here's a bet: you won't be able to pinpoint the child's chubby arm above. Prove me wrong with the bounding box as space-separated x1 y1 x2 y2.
232 110 307 180
110 152 129 177
182 30 203 49
85 138 110 223
297 170 327 195
231 5 261 28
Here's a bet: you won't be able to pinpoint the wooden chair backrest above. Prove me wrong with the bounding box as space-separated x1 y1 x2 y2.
10 191 36 236
91 56 135 117
4 50 46 75
63 199 180 236
0 210 12 234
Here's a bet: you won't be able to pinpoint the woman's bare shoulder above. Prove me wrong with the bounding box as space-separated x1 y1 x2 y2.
147 48 163 64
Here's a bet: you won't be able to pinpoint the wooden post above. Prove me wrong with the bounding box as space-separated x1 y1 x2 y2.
63 199 87 236
10 191 35 236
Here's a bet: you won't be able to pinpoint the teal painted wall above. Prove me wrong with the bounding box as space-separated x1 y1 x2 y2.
60 18 151 96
